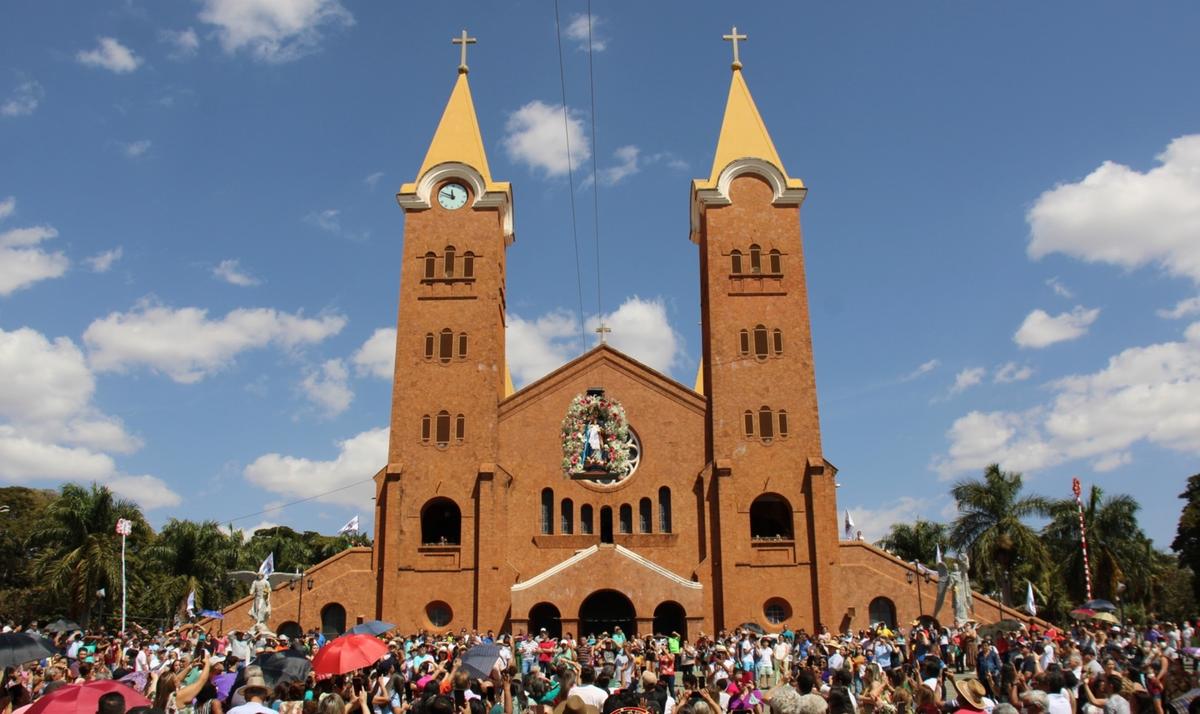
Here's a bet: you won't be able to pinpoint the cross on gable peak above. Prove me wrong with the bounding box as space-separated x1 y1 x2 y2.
723 26 747 71
452 29 477 74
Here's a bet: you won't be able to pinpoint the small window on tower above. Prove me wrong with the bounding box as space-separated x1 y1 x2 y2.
424 252 437 279
759 407 775 442
439 329 453 364
455 414 465 442
749 244 762 274
444 246 456 278
769 249 782 274
421 414 431 443
778 410 789 438
743 410 755 438
458 333 468 359
739 329 750 356
435 411 451 447
618 504 633 534
753 325 769 360
730 250 743 274
580 504 594 535
463 252 475 279
424 333 435 361
772 329 784 356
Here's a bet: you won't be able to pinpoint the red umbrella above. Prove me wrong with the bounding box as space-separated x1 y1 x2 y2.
312 634 389 676
28 680 152 714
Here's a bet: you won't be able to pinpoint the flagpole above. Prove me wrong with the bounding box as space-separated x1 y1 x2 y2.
1072 477 1093 600
115 518 132 634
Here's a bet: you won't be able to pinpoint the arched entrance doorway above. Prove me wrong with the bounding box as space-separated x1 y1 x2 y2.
579 590 634 637
528 602 562 639
869 597 897 629
652 601 686 639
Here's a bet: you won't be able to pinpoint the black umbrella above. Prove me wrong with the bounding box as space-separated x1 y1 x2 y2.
0 632 57 668
44 619 83 634
257 648 312 686
347 620 396 636
1081 599 1117 613
460 644 501 679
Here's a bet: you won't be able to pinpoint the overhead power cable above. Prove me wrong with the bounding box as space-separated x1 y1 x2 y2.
553 0 588 348
585 0 603 322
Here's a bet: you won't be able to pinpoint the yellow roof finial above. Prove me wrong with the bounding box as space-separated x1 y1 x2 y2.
723 26 747 71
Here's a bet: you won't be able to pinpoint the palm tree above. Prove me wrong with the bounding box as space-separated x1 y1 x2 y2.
144 519 241 619
949 464 1050 605
1043 485 1150 604
30 483 148 624
876 520 948 564
245 526 311 573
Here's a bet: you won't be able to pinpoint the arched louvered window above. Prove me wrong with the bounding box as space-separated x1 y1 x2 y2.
778 410 789 439
759 406 775 441
561 498 574 534
443 246 456 278
463 251 475 278
458 333 468 359
423 252 437 279
580 504 594 535
658 487 672 533
435 411 451 446
421 414 431 443
618 504 633 534
638 498 652 533
749 244 762 274
753 325 769 360
730 250 743 274
769 249 781 274
424 333 435 360
439 329 453 364
540 488 554 535
772 329 783 356
739 329 750 356
743 410 755 437
455 414 465 442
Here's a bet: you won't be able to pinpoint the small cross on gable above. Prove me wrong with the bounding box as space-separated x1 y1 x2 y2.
594 323 612 344
452 29 477 74
723 26 747 70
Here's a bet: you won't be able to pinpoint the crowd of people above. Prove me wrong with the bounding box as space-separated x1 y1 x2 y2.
3 618 1199 714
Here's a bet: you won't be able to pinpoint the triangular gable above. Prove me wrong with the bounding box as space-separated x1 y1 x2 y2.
511 544 701 592
499 344 705 420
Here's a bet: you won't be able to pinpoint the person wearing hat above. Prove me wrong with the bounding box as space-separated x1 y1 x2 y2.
553 694 599 714
953 679 988 714
229 673 274 714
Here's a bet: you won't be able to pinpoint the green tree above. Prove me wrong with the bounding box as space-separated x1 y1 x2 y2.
144 519 242 620
1043 485 1150 604
0 487 60 621
950 464 1050 605
245 526 312 573
875 519 948 565
1171 474 1200 602
29 483 149 624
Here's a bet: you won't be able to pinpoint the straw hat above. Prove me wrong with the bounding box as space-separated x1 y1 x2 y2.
954 679 986 710
236 673 271 700
553 695 599 714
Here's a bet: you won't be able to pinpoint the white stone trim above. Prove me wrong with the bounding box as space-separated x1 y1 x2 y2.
511 544 702 592
397 162 515 245
689 158 808 243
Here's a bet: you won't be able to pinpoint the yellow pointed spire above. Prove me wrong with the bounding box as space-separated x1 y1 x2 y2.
698 67 804 191
413 72 498 188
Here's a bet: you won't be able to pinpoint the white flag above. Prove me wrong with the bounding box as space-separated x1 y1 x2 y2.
1025 580 1037 617
338 515 360 535
186 590 196 617
258 553 274 576
843 510 855 540
935 544 943 564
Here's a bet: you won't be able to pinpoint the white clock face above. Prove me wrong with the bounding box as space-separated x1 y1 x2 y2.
437 183 469 210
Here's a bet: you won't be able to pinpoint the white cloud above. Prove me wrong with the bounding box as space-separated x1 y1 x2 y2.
564 14 605 51
213 258 262 286
1159 296 1200 320
936 321 1200 478
123 139 152 158
109 475 182 509
506 296 685 387
1014 306 1100 348
86 247 123 273
0 196 13 220
1091 451 1131 473
846 496 934 544
363 171 383 189
304 208 367 241
244 426 385 507
1 80 44 117
83 299 346 383
300 358 352 417
950 367 985 395
76 37 142 73
994 362 1034 384
0 220 69 296
0 326 175 508
503 100 590 177
902 358 940 381
1028 135 1200 285
198 0 354 63
352 328 395 379
160 28 200 58
1045 276 1073 299
600 145 640 186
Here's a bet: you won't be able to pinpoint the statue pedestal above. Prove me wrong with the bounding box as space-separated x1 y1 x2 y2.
571 467 611 480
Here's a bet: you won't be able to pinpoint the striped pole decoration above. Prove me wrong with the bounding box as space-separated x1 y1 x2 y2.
1073 477 1093 600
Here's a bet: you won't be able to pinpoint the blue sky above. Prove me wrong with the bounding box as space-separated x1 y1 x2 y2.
2 2 1198 548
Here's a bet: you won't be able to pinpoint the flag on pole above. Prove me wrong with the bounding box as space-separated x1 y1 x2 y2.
935 544 943 564
1025 580 1037 617
186 590 196 617
843 510 855 540
338 515 360 535
258 553 274 576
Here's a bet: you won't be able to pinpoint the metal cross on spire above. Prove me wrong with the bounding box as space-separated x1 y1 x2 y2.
723 26 747 70
452 29 477 74
594 323 612 344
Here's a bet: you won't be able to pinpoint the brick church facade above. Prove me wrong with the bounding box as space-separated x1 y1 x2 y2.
220 46 1036 639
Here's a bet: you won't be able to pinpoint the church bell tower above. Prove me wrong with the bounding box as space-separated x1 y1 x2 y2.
372 32 515 628
694 30 840 631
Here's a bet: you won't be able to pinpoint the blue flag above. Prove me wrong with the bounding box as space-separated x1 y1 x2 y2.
259 553 274 576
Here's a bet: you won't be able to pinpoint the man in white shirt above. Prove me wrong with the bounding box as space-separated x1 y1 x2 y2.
828 646 846 672
227 676 276 714
568 666 609 710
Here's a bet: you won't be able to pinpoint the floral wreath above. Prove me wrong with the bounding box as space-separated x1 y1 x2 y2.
561 392 632 477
